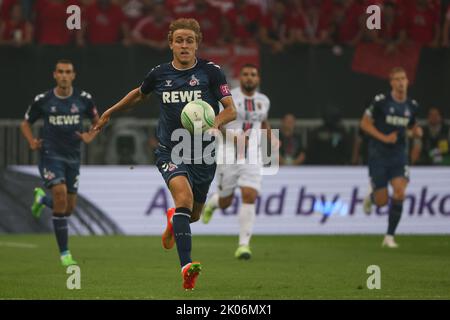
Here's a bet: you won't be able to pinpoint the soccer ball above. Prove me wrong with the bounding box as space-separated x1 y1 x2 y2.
180 100 215 134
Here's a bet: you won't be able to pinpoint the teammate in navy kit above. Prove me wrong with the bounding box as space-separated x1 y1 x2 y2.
94 18 237 289
20 59 99 266
360 67 423 248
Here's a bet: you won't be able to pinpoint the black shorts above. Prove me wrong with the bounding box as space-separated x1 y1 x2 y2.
368 161 410 191
154 145 216 204
38 156 80 193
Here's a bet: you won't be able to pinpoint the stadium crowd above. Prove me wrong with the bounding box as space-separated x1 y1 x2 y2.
1 0 450 51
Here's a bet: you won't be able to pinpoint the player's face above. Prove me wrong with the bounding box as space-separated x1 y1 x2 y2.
170 29 198 66
240 67 259 93
428 109 442 126
390 71 408 94
53 63 75 89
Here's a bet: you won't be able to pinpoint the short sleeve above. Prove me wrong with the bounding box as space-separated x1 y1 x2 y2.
365 94 385 119
206 62 232 101
81 91 98 119
140 66 159 95
24 93 45 124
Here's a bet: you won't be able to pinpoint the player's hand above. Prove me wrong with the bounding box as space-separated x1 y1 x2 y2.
29 138 42 150
76 129 98 144
384 131 398 144
94 112 111 132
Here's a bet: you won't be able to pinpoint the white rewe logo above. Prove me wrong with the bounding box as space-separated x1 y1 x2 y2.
162 90 201 103
49 115 80 126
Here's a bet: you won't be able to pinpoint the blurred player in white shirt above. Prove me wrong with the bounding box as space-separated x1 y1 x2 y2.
201 64 276 260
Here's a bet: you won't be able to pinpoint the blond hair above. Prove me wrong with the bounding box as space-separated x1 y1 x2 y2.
168 18 202 44
389 67 407 79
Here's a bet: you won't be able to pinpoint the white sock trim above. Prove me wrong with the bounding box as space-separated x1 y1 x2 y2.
173 213 191 219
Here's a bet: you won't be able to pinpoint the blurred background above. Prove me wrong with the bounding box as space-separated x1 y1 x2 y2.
0 0 449 167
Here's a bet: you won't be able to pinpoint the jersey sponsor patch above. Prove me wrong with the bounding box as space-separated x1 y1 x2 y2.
49 115 80 126
220 84 230 96
162 90 202 103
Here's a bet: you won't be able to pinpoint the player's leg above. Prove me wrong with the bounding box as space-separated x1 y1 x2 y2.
383 175 408 248
235 186 258 260
56 162 80 266
372 188 389 207
202 165 237 224
32 159 56 218
31 187 54 218
50 183 76 265
38 157 77 265
57 192 78 266
177 162 217 289
234 165 261 259
168 175 203 290
65 193 77 216
364 163 389 213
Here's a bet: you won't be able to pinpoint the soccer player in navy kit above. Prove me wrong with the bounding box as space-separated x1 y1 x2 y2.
20 59 99 266
94 18 237 290
360 67 423 248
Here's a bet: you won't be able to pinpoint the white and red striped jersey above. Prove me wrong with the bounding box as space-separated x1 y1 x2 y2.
219 87 270 164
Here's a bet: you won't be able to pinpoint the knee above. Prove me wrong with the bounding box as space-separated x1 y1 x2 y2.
374 193 389 207
241 189 258 204
377 198 389 207
218 196 233 209
53 190 67 207
392 190 406 201
65 204 75 216
176 193 193 209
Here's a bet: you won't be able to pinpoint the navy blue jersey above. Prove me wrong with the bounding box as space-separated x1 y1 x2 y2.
25 88 98 162
139 58 231 153
365 93 419 163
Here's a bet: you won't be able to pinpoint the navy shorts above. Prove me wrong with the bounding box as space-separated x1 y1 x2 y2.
38 156 80 193
369 161 410 191
154 145 216 204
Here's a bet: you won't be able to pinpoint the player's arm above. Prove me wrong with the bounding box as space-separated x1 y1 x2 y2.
20 120 42 150
214 96 237 129
360 109 397 144
94 88 147 131
77 114 100 144
407 123 423 139
20 97 43 150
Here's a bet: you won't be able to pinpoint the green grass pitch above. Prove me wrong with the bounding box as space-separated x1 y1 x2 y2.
0 235 449 299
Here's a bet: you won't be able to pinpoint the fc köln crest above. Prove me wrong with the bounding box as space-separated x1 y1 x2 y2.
70 104 79 113
189 74 200 86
